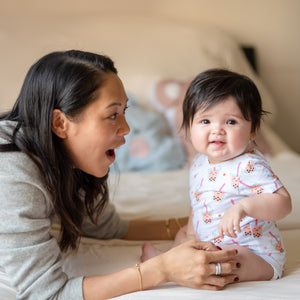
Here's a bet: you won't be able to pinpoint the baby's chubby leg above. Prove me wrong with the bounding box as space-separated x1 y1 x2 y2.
220 245 274 281
141 225 196 262
141 241 162 262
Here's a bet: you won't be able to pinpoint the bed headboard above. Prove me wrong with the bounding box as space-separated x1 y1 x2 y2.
0 14 275 121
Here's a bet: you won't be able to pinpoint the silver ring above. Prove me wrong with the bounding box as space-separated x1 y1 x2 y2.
215 262 222 275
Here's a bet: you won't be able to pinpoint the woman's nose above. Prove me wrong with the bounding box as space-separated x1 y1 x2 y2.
118 116 130 136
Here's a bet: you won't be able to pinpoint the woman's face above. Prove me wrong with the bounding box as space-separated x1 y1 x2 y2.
63 72 130 177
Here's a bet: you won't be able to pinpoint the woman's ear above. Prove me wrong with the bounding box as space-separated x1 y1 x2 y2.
51 109 68 138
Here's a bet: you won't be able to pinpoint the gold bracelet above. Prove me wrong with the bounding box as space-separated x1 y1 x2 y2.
134 264 143 291
175 218 182 229
165 218 173 240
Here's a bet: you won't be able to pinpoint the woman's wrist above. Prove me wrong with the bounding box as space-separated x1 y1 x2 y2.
140 254 168 289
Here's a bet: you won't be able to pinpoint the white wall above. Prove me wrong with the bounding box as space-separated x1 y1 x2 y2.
0 0 299 153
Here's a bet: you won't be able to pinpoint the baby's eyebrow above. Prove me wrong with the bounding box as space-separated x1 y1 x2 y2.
226 114 245 119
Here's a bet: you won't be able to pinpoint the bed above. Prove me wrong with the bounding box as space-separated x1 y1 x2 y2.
0 14 299 299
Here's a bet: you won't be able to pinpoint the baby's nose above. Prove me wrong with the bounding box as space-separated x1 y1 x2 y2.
211 126 225 135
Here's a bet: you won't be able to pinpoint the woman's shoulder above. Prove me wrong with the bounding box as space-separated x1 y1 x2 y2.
0 120 15 142
0 147 40 180
0 151 53 224
0 131 49 203
0 120 40 176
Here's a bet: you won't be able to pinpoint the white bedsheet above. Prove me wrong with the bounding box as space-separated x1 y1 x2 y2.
59 229 300 299
60 149 300 299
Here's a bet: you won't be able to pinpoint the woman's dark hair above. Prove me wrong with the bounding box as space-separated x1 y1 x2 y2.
0 50 118 251
182 68 268 132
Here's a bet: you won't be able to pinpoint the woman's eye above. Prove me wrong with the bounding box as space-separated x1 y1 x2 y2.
201 119 210 124
110 113 118 120
109 105 128 119
227 119 237 125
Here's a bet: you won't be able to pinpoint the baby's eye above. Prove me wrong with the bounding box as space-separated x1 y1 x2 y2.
123 106 129 114
227 119 237 125
201 119 210 124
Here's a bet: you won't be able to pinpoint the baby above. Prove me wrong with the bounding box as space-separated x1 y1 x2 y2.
142 69 291 282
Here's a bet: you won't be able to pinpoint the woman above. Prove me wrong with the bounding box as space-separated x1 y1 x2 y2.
0 50 239 299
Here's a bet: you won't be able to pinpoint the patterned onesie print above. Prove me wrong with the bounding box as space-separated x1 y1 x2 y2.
189 149 286 279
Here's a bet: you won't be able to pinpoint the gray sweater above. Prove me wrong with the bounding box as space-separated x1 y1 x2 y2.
0 121 129 299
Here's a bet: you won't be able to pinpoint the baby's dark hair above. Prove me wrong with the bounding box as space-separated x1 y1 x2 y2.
182 69 268 132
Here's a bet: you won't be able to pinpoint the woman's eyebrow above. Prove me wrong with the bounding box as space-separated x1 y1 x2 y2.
106 102 121 108
106 99 128 109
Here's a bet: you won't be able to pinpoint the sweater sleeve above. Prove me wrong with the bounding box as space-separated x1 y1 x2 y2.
0 151 84 300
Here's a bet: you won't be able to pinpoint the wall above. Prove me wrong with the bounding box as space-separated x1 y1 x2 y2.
0 0 299 153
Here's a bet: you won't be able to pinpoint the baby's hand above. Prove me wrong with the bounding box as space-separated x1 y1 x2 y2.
218 202 246 238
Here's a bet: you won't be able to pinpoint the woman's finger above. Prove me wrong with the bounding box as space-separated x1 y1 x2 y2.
191 274 239 290
208 261 239 275
191 240 221 251
205 247 238 263
206 274 239 288
192 283 223 291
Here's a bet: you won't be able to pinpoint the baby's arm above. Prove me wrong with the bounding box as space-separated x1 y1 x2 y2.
219 187 291 238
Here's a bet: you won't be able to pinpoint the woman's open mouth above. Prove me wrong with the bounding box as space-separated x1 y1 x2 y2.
105 149 116 162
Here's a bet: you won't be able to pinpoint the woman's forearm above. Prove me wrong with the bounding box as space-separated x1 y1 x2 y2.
83 256 165 300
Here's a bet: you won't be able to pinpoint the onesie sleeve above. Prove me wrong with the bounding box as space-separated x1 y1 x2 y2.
0 152 84 300
238 153 283 196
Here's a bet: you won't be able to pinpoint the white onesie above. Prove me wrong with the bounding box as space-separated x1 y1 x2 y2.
189 150 285 279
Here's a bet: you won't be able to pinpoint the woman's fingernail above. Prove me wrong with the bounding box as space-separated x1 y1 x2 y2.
234 277 239 282
236 262 241 268
217 246 222 250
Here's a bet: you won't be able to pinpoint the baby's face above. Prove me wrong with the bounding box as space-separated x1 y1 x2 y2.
190 96 254 164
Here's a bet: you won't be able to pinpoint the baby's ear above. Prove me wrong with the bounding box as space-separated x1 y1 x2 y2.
51 109 69 138
254 128 273 156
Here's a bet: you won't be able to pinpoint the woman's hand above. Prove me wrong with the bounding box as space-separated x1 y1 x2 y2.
157 240 239 290
218 202 246 238
83 240 239 299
